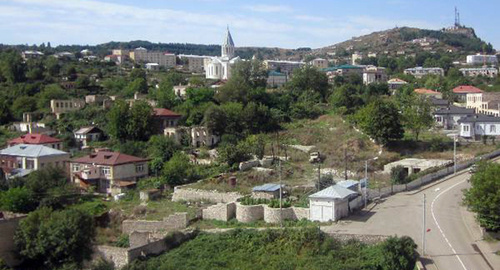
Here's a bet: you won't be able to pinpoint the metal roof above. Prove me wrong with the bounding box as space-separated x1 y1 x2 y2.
309 185 357 200
336 180 359 189
434 106 475 115
0 144 68 158
458 114 500 123
252 183 283 192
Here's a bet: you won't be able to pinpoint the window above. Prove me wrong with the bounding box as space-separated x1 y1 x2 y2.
490 125 496 133
136 164 145 173
72 164 80 172
463 125 469 132
101 166 111 176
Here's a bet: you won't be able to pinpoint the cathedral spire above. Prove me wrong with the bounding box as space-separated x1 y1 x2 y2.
221 27 235 58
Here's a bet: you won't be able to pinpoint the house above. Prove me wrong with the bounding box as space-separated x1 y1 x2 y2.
458 115 500 140
336 180 359 192
50 99 85 119
145 63 160 71
459 67 498 78
434 106 476 130
362 66 387 85
414 88 442 99
387 78 408 91
191 126 220 147
252 183 284 199
21 51 44 60
466 92 500 116
267 71 287 88
466 54 498 66
8 133 63 150
153 108 181 134
453 85 483 102
264 60 305 76
70 150 149 195
351 52 363 65
309 58 328 69
0 144 70 177
383 158 452 175
74 126 104 149
309 185 357 222
322 65 364 82
404 67 444 78
429 97 450 110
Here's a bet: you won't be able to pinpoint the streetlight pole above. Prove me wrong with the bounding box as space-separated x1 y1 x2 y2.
422 194 426 256
453 134 457 174
279 159 283 228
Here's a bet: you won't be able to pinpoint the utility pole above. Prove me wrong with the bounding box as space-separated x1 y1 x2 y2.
317 162 321 191
422 194 426 256
453 134 457 174
344 147 348 180
364 160 368 208
279 159 283 228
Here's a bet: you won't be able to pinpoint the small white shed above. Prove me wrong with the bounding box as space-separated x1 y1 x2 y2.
309 185 357 222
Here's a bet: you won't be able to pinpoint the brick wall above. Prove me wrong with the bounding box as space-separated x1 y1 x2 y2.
202 202 236 221
172 187 243 203
122 213 188 234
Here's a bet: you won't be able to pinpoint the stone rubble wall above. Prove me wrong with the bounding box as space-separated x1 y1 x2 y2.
172 187 243 203
122 213 188 234
239 160 260 171
291 207 310 220
202 202 236 221
324 233 389 244
236 203 264 223
263 205 295 223
94 245 129 269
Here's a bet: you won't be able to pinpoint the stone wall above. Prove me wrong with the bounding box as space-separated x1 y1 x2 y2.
122 212 188 234
202 202 236 221
172 187 243 203
0 215 26 267
239 160 260 171
95 245 129 269
292 207 310 220
236 203 264 223
324 233 389 244
263 206 294 223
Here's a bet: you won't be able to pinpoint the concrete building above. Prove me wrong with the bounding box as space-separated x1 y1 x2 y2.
309 58 328 69
252 183 284 199
362 66 387 85
351 52 363 65
0 144 70 177
309 185 357 222
191 126 220 147
322 65 364 82
267 71 287 88
130 47 176 68
387 78 408 91
152 108 181 134
404 67 444 78
466 92 500 116
383 158 452 175
453 85 483 102
263 60 305 76
459 67 498 78
8 133 62 150
74 126 104 149
145 63 160 71
434 106 476 130
50 99 85 119
179 55 210 73
466 54 498 66
458 115 500 139
414 88 442 99
205 28 241 80
21 50 44 60
173 84 190 98
71 150 149 195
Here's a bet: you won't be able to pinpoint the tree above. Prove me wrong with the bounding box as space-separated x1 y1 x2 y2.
107 100 130 141
147 135 179 163
45 57 60 77
0 50 26 83
390 165 409 185
162 152 194 186
288 65 329 101
127 101 154 141
379 236 418 270
15 208 95 268
330 84 364 114
355 99 404 144
401 95 433 140
0 187 36 213
75 75 90 89
124 78 148 96
464 162 500 231
11 96 37 119
155 81 179 109
37 84 67 110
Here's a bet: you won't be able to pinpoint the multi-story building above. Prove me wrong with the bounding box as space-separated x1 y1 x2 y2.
130 47 176 68
71 150 149 194
50 99 86 119
263 60 304 76
459 67 498 78
452 85 483 102
466 54 498 66
21 51 44 60
458 115 500 140
351 52 363 65
153 108 181 134
466 92 500 116
322 65 364 82
0 144 69 177
404 67 444 78
267 71 287 88
309 58 328 69
191 126 220 147
362 66 387 85
179 55 210 73
387 78 408 91
8 133 63 150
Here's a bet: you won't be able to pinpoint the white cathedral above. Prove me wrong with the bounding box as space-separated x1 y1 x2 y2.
205 28 241 80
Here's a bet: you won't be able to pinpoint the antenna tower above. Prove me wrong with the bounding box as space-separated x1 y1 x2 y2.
454 7 461 27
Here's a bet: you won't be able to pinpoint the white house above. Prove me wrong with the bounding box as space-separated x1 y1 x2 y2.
466 54 498 66
74 126 104 149
458 115 500 139
404 67 444 78
434 106 476 130
309 185 357 222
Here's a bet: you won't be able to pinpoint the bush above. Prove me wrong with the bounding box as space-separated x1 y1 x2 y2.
268 199 291 208
0 187 36 213
115 234 130 248
390 165 409 185
238 196 268 206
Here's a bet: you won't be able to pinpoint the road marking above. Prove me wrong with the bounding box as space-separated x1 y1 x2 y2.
430 180 468 270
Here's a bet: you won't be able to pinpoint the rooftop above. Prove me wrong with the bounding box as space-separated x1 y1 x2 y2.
252 183 284 192
453 85 483 94
458 114 500 123
0 144 68 158
74 126 102 135
153 108 181 118
387 78 408 84
434 106 475 115
8 133 61 145
72 151 149 166
414 88 441 95
336 180 359 189
309 185 357 200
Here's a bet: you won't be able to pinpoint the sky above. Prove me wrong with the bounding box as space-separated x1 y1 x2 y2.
1 0 499 49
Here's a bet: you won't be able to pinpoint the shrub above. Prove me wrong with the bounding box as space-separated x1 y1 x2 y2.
0 187 36 213
390 165 409 185
268 199 292 208
115 234 130 248
238 196 268 206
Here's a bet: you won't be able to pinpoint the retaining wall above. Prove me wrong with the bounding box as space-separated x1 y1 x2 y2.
324 232 389 244
236 203 264 223
122 213 188 234
263 206 294 223
292 207 310 220
172 187 243 203
202 202 236 221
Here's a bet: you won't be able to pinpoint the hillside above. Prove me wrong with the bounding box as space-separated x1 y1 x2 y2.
314 26 494 58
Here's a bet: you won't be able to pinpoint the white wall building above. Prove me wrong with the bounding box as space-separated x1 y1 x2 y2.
404 67 444 78
466 92 500 117
458 115 500 139
466 54 498 66
309 185 357 222
205 28 241 80
459 67 498 78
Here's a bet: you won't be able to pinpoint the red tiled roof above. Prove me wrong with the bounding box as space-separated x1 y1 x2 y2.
453 85 483 94
8 133 61 145
153 108 181 118
71 151 149 166
414 88 440 95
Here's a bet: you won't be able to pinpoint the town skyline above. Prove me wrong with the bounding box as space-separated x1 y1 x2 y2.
1 0 499 49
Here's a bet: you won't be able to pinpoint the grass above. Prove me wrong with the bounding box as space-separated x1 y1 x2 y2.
191 218 329 230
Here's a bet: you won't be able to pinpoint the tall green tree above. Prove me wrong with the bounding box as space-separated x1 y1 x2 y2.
401 95 433 140
288 65 329 101
355 99 404 144
127 101 154 141
464 162 500 231
107 100 130 141
0 50 26 83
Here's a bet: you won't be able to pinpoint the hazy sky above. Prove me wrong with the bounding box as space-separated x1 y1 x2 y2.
1 0 499 49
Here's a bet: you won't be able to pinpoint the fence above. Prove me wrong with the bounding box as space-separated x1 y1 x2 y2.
366 148 500 200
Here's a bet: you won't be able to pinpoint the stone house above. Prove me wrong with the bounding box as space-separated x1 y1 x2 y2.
252 183 284 199
74 126 104 149
191 126 220 147
50 99 85 119
453 85 483 102
466 92 500 116
152 108 181 134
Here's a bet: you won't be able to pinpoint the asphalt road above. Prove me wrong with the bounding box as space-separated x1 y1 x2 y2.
321 171 499 270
